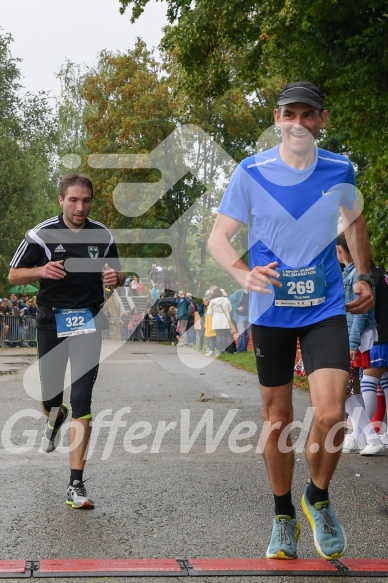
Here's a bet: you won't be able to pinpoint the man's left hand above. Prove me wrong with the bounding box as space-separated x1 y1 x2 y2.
345 280 374 314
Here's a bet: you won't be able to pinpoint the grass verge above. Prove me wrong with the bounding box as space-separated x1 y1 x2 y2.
218 351 310 392
159 342 310 391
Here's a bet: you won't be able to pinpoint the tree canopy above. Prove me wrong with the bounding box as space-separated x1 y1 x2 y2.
0 31 60 291
79 40 260 288
118 0 388 266
1 1 387 295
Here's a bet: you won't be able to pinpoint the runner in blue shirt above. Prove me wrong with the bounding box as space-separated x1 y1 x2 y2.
208 82 374 560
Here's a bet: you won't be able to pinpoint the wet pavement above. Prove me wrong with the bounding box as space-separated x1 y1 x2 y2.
0 341 387 582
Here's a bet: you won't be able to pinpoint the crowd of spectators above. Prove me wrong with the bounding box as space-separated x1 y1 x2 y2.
119 278 251 355
0 277 252 355
0 293 37 348
119 297 178 342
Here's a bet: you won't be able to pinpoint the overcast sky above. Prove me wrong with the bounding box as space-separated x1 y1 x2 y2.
1 0 168 96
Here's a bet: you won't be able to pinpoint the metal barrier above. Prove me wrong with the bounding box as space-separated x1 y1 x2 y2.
0 314 176 345
0 315 36 347
108 317 149 342
103 318 121 340
0 314 121 345
104 317 177 342
103 317 147 341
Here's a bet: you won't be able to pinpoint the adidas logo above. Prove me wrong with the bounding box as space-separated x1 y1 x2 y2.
54 244 66 253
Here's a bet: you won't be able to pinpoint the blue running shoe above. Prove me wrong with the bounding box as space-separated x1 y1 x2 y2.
301 485 347 560
266 515 300 559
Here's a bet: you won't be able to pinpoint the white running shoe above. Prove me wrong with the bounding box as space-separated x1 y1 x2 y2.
379 431 388 446
66 480 94 509
342 433 360 453
359 436 385 456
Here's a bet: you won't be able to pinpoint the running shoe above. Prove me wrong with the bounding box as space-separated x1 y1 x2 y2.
360 436 385 456
301 485 347 560
40 405 69 453
66 480 95 509
378 431 388 446
342 433 360 453
266 515 300 559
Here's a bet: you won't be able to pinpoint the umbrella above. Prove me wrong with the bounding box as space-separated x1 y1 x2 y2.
9 284 39 295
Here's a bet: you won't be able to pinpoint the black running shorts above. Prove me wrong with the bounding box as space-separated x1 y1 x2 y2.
251 315 350 387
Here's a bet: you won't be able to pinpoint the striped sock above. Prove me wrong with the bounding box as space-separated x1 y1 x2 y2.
345 394 374 443
380 372 388 415
361 375 379 419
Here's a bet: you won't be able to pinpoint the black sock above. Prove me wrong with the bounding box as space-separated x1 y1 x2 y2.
274 491 295 518
69 470 83 485
307 479 328 506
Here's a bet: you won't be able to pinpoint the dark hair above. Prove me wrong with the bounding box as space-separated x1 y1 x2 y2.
336 232 350 254
211 287 223 298
59 174 93 199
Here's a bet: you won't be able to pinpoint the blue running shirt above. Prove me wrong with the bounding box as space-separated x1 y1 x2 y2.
218 146 357 327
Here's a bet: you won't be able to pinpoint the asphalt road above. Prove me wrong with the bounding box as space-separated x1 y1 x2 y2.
0 342 387 583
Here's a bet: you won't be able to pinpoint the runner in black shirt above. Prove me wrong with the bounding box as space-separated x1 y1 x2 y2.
9 173 124 509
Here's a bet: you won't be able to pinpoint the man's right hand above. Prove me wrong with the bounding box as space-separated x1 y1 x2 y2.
40 260 66 280
239 262 281 293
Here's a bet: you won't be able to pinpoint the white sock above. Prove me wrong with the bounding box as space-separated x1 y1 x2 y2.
380 373 388 432
361 375 380 419
345 394 374 445
380 372 388 408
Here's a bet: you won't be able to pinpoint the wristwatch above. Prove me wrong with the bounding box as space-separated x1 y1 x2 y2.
116 273 122 287
357 274 375 286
